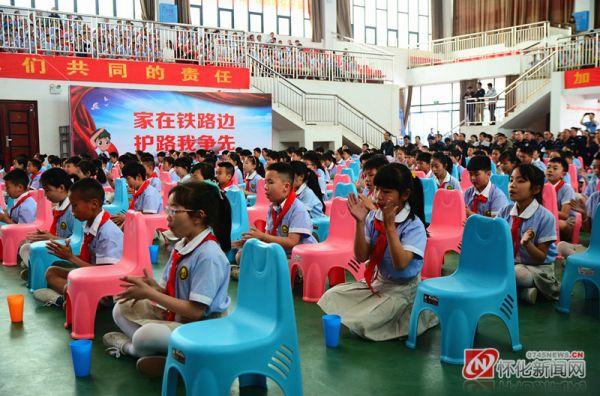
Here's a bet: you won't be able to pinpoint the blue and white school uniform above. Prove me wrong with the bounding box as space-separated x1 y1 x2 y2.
496 200 559 299
296 183 325 219
180 174 191 183
317 204 438 341
86 211 124 265
586 191 600 220
54 198 75 239
554 181 576 218
149 176 162 192
234 168 244 185
532 159 547 173
584 175 599 197
169 169 181 183
464 181 508 216
244 171 261 194
134 184 163 214
9 192 37 224
432 172 461 191
266 196 317 255
29 172 42 190
106 161 114 172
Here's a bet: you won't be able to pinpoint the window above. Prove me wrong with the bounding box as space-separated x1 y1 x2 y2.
98 0 114 17
218 8 233 29
35 0 57 11
74 0 95 14
58 0 74 12
249 12 262 32
116 0 135 19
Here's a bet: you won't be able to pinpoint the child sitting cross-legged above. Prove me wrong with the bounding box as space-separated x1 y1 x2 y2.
0 169 38 226
33 178 123 307
102 181 232 377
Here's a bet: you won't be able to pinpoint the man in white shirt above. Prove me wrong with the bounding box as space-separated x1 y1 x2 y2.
485 83 497 124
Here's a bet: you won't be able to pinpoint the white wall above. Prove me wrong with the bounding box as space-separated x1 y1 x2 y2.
550 71 600 133
0 78 245 156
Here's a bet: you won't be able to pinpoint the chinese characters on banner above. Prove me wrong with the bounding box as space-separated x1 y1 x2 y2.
70 86 272 157
564 67 600 89
1 53 250 89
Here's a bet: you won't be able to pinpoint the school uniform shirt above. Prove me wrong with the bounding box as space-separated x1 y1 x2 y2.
159 228 230 318
266 196 317 252
54 198 75 239
169 168 181 183
9 192 37 223
149 176 162 192
106 161 114 172
586 191 600 220
85 210 124 265
296 183 325 219
554 181 576 217
532 159 547 173
584 175 599 196
464 182 508 216
234 168 244 184
432 172 461 191
134 184 163 214
180 174 191 183
364 203 427 282
496 200 558 265
29 172 42 190
244 172 261 194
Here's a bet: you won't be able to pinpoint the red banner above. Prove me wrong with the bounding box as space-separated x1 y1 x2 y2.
564 67 600 89
0 52 249 89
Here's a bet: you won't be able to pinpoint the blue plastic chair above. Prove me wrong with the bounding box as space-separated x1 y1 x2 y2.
490 174 509 200
406 215 522 364
311 216 330 242
333 182 357 198
226 187 250 262
420 177 436 224
556 205 600 316
341 168 357 183
162 239 303 396
451 164 459 180
28 220 85 292
491 161 497 175
349 161 360 179
103 178 129 215
247 194 257 207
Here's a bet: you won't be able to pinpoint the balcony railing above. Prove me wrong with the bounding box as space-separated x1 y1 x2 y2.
0 4 391 83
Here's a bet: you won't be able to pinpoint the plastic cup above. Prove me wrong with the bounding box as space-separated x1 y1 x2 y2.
70 339 92 378
149 244 159 265
322 314 342 348
254 219 267 233
7 294 24 323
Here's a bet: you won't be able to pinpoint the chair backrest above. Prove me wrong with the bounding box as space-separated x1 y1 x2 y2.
161 181 175 207
333 182 357 199
237 239 296 329
328 197 355 241
413 171 426 178
568 164 578 192
542 183 560 243
460 169 473 191
588 205 600 253
0 183 5 210
456 215 514 281
111 165 121 180
254 178 268 206
226 187 250 241
34 189 53 229
69 220 86 255
420 177 437 223
159 171 171 184
490 161 497 175
451 164 459 180
341 168 356 183
490 174 509 199
120 211 151 271
349 161 360 177
429 189 466 228
332 174 351 190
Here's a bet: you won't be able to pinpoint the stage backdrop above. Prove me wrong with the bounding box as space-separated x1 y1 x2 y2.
70 86 272 156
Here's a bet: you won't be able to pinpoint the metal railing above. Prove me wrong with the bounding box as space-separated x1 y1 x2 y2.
554 31 599 71
409 21 550 68
249 55 389 148
0 4 391 83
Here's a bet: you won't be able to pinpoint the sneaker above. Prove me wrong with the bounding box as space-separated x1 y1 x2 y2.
102 332 131 359
33 288 64 307
20 268 29 281
519 287 538 305
136 356 166 378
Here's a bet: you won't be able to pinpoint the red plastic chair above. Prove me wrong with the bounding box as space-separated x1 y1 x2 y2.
0 189 52 266
460 169 472 191
421 189 466 280
247 179 268 227
413 171 426 178
65 211 151 339
143 213 168 246
568 164 578 193
542 183 561 245
290 198 362 302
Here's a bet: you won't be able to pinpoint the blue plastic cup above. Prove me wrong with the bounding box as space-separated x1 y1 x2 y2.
70 339 92 377
322 314 342 348
149 245 159 265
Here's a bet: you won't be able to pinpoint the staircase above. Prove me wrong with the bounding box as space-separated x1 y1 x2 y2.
248 55 389 150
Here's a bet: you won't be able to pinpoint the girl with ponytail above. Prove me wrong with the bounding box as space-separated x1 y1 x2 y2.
318 163 438 341
290 160 325 218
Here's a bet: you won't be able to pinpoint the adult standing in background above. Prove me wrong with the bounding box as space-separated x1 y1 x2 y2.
485 83 497 124
380 132 395 156
474 82 486 125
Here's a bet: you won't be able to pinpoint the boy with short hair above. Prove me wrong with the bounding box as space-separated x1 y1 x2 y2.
162 156 180 182
27 158 43 190
33 178 123 307
464 156 508 217
64 156 81 176
415 152 432 176
499 151 519 176
0 169 37 226
174 157 192 183
140 153 161 192
216 162 235 191
546 157 576 240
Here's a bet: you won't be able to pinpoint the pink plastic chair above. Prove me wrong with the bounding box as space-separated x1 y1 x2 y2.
65 211 151 339
0 189 52 266
161 181 176 208
543 158 550 165
103 185 114 194
111 165 121 180
159 171 171 184
326 174 351 191
460 169 472 191
414 171 426 178
421 189 466 280
568 164 578 193
247 179 269 226
542 183 561 245
290 198 362 302
143 213 168 245
571 212 583 244
0 183 6 210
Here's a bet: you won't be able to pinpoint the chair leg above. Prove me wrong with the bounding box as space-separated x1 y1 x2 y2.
440 310 477 365
405 300 427 349
161 364 183 396
583 280 599 300
556 267 576 314
70 292 100 339
500 311 522 352
239 373 267 389
189 370 233 396
303 265 325 303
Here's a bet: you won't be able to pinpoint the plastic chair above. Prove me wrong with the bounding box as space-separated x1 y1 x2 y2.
542 183 561 245
556 206 600 316
341 167 357 183
162 239 303 396
247 179 269 229
143 213 168 246
28 220 85 292
413 171 426 178
407 215 522 364
290 198 362 302
490 174 509 200
0 183 6 210
325 182 357 214
247 194 257 207
460 169 472 191
349 161 360 179
110 165 121 180
311 216 330 242
64 211 151 339
568 164 578 193
226 187 250 243
451 164 459 180
0 190 53 267
421 189 466 280
161 180 175 208
571 212 583 244
102 178 129 215
159 171 171 184
420 178 436 224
